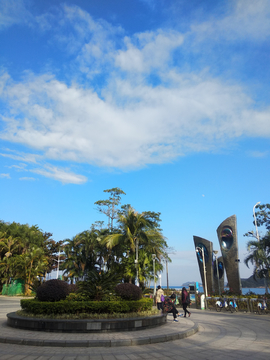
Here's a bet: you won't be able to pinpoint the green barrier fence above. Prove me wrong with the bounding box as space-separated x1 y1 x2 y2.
1 279 25 296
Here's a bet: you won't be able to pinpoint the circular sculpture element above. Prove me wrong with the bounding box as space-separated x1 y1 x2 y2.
221 227 233 250
213 261 224 279
196 243 209 263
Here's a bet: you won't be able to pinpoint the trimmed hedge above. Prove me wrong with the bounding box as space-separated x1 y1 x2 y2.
20 298 153 315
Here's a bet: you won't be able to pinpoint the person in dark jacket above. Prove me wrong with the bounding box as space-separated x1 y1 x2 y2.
163 293 180 322
181 287 191 317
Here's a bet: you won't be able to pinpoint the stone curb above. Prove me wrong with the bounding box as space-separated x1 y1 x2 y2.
0 323 199 347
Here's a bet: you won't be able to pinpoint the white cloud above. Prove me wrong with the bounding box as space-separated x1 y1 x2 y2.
0 173 11 179
19 177 36 181
115 31 184 73
1 71 270 170
248 150 269 158
7 163 27 170
0 150 40 164
31 165 87 184
191 0 270 42
0 0 32 29
0 1 270 179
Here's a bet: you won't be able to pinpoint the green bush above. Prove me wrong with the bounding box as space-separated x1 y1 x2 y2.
66 292 89 301
20 298 153 315
68 284 78 294
115 283 142 300
36 279 69 302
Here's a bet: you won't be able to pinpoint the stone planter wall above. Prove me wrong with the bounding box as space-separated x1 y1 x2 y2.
7 312 167 333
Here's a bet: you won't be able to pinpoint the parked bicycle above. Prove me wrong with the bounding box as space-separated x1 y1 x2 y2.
216 298 230 312
257 299 268 315
228 298 238 313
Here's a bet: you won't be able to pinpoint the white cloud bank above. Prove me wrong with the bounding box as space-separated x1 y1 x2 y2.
0 0 270 183
1 72 269 170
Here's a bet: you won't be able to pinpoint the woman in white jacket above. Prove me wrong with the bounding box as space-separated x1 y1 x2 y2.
156 285 164 310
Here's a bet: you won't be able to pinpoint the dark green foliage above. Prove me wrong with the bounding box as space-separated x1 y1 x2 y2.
77 269 122 301
20 298 153 315
255 204 270 230
68 283 78 293
95 187 126 230
115 283 142 300
36 279 69 302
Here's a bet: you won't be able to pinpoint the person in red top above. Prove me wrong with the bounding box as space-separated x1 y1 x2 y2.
181 287 191 317
163 293 180 322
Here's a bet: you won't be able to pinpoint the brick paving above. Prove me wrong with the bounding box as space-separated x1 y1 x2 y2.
0 296 270 359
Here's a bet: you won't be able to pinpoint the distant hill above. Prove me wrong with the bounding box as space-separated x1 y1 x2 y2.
241 275 266 288
181 277 265 289
181 281 202 287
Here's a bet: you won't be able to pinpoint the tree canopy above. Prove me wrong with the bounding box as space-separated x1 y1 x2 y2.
0 187 169 292
244 203 270 294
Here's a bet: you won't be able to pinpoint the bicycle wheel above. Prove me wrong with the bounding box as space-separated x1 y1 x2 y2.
216 305 222 312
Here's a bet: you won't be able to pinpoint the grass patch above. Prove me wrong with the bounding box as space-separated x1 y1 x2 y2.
16 308 160 320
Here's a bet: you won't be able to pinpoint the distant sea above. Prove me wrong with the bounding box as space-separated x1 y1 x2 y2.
156 286 268 295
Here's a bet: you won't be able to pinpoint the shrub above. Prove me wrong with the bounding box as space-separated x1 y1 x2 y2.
36 279 69 302
20 298 153 315
115 283 142 301
77 269 121 301
68 284 78 294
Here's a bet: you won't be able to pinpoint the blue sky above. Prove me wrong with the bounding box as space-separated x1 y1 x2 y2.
0 0 270 286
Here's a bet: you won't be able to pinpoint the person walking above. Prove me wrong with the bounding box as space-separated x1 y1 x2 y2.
163 293 180 322
156 285 164 310
181 287 191 317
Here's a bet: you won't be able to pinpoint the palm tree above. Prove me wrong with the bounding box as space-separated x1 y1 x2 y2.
61 229 103 281
102 206 167 283
244 233 270 294
17 246 48 295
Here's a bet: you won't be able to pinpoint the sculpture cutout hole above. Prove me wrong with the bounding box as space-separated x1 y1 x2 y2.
213 261 224 279
221 226 233 250
196 243 209 263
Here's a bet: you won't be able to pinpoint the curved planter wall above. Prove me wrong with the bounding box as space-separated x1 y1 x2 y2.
7 312 167 333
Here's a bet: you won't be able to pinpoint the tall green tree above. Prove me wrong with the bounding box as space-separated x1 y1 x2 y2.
244 204 270 294
95 188 126 230
60 227 113 281
17 246 48 295
0 221 57 293
254 203 270 230
102 205 168 284
244 232 270 294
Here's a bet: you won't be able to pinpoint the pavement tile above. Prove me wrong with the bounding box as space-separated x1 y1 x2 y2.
1 297 270 360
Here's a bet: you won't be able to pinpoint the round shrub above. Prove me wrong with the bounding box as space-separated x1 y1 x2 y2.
36 279 69 302
115 283 142 301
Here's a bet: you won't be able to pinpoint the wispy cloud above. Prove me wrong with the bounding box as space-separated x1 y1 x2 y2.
31 165 87 185
0 0 32 30
0 150 40 164
190 0 270 42
248 150 269 158
19 176 36 181
0 173 11 179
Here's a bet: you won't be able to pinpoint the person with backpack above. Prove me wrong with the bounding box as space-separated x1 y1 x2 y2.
163 293 180 322
181 287 191 317
156 285 165 310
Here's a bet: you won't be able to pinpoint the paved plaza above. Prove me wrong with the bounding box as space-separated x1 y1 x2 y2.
0 296 270 360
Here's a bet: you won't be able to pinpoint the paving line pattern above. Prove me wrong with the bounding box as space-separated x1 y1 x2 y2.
0 297 270 359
